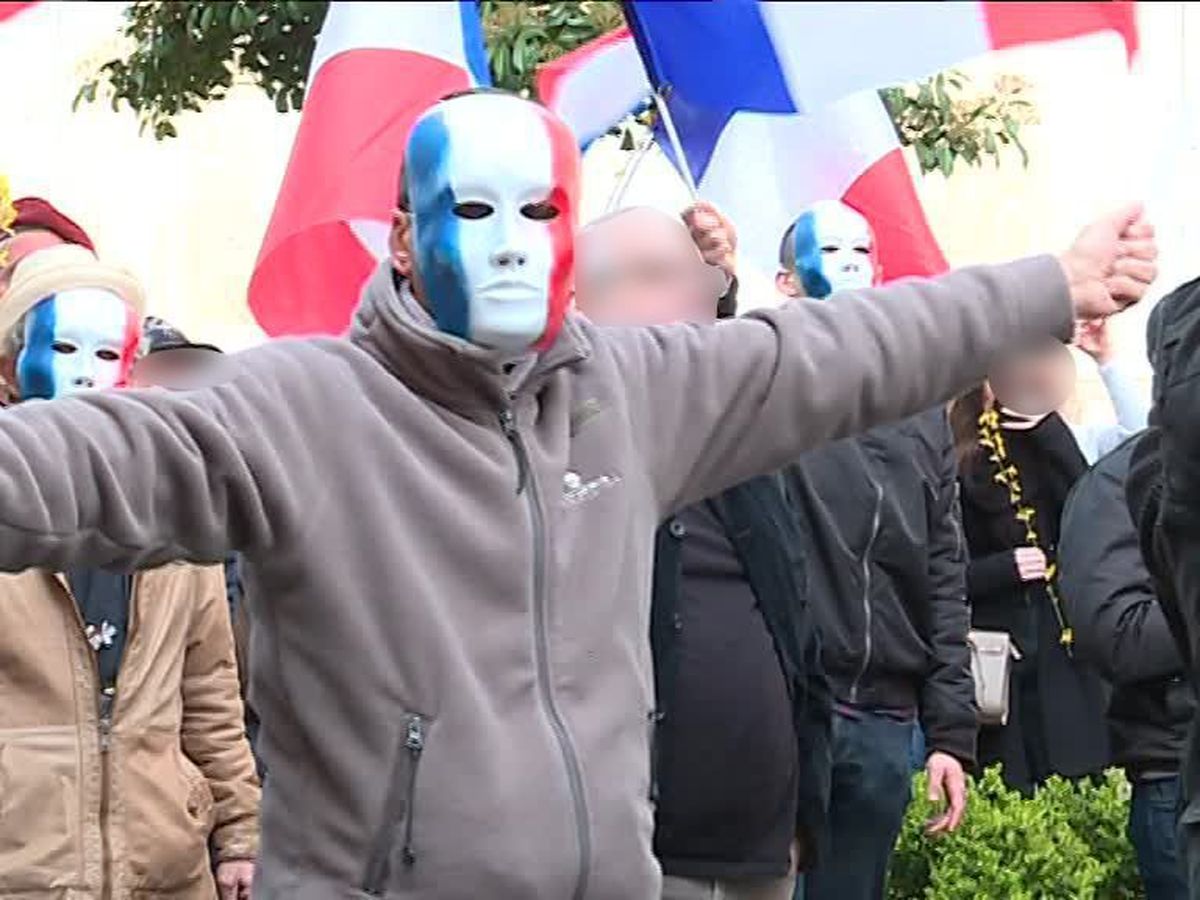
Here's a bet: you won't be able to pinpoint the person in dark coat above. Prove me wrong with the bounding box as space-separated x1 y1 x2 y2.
1127 276 1200 894
1062 434 1193 899
576 205 828 900
777 202 974 900
950 339 1120 793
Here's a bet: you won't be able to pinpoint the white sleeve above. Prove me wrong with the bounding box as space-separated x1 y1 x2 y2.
1069 359 1150 465
1098 358 1151 432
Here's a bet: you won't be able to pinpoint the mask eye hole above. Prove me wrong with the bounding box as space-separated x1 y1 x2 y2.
521 202 560 222
820 245 839 254
453 202 494 220
51 341 78 355
96 349 120 362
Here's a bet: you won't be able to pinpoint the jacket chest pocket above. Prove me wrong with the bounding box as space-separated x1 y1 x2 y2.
362 713 428 896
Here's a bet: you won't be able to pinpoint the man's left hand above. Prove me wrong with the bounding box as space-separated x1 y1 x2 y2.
216 859 255 899
925 751 968 835
683 200 737 281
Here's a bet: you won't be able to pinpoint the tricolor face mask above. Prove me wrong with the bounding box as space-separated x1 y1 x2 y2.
16 288 140 400
404 93 580 353
791 200 879 299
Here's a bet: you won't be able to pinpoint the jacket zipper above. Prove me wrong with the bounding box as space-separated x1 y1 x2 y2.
61 571 139 899
362 713 426 895
499 407 591 900
849 478 884 703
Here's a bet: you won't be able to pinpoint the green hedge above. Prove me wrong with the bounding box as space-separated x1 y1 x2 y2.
887 767 1142 899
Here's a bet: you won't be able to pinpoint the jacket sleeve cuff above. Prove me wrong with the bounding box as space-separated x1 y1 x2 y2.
967 551 1021 599
210 827 259 863
1005 254 1074 345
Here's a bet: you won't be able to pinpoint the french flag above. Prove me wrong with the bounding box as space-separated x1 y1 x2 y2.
250 1 489 337
543 2 1136 287
0 2 38 23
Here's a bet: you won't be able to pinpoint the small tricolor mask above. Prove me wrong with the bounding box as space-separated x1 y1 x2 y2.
790 200 880 299
17 287 141 400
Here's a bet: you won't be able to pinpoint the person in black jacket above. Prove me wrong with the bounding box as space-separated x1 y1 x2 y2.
1128 276 1200 894
777 203 973 900
1062 434 1193 900
950 339 1116 794
577 205 828 900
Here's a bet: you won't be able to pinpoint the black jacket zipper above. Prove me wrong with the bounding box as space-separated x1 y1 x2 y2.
849 477 884 703
362 714 426 895
500 407 591 900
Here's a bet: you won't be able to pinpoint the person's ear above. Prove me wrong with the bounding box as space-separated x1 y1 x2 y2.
775 270 802 298
0 355 20 405
389 208 414 277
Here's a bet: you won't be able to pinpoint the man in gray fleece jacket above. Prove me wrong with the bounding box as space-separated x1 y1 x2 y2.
0 91 1159 898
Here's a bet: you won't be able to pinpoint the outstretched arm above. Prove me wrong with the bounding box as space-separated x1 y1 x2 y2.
0 344 309 573
608 206 1154 516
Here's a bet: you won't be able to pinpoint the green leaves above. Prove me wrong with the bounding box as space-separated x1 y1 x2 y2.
879 68 1039 179
483 1 622 95
889 767 1140 899
78 1 329 140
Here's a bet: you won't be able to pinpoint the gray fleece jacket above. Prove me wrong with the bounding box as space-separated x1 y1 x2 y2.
0 257 1070 899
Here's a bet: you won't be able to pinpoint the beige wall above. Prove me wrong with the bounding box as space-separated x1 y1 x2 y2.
3 2 1196 428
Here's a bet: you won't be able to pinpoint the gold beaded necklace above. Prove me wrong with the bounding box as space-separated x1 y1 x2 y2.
976 407 1074 654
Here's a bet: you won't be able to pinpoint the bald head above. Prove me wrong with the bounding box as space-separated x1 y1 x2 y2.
576 206 725 326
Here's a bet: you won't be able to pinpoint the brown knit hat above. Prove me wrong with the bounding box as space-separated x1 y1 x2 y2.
0 244 145 338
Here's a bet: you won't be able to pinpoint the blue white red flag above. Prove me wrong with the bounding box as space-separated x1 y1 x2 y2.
250 1 489 336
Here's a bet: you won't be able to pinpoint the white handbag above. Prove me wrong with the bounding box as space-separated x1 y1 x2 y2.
968 630 1022 726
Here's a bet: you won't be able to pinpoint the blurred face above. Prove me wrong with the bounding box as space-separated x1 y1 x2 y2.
131 348 219 387
16 288 140 400
989 341 1076 417
403 93 580 353
786 200 878 299
0 229 66 292
576 209 723 327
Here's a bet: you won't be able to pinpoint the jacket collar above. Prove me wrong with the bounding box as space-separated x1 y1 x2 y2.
348 262 591 419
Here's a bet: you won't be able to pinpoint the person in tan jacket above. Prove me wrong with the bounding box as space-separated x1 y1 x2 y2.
0 244 259 899
0 92 1160 898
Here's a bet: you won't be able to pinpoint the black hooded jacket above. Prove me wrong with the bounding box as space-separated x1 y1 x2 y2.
1128 276 1200 831
1061 435 1192 776
784 407 976 765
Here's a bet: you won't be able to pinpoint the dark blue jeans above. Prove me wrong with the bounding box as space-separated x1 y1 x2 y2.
801 708 914 900
1129 775 1188 900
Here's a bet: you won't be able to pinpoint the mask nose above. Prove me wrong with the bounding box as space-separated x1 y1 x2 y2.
491 247 529 270
73 375 95 389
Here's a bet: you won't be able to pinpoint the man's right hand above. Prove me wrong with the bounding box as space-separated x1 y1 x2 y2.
1060 204 1157 321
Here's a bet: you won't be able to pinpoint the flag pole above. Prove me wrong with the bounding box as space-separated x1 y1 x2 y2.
606 130 656 213
653 86 699 199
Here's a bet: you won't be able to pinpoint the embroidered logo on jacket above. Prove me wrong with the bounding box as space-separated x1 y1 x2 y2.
562 470 621 506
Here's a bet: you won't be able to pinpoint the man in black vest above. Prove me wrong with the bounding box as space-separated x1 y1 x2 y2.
577 205 829 900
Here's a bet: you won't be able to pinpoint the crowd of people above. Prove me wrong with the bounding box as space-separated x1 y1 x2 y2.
0 86 1195 900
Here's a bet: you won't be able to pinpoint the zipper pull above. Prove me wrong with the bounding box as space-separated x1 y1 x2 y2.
406 716 425 755
498 409 529 495
99 687 115 753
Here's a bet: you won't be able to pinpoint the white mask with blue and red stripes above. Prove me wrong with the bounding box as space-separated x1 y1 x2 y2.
791 200 879 299
16 288 140 400
404 92 580 354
